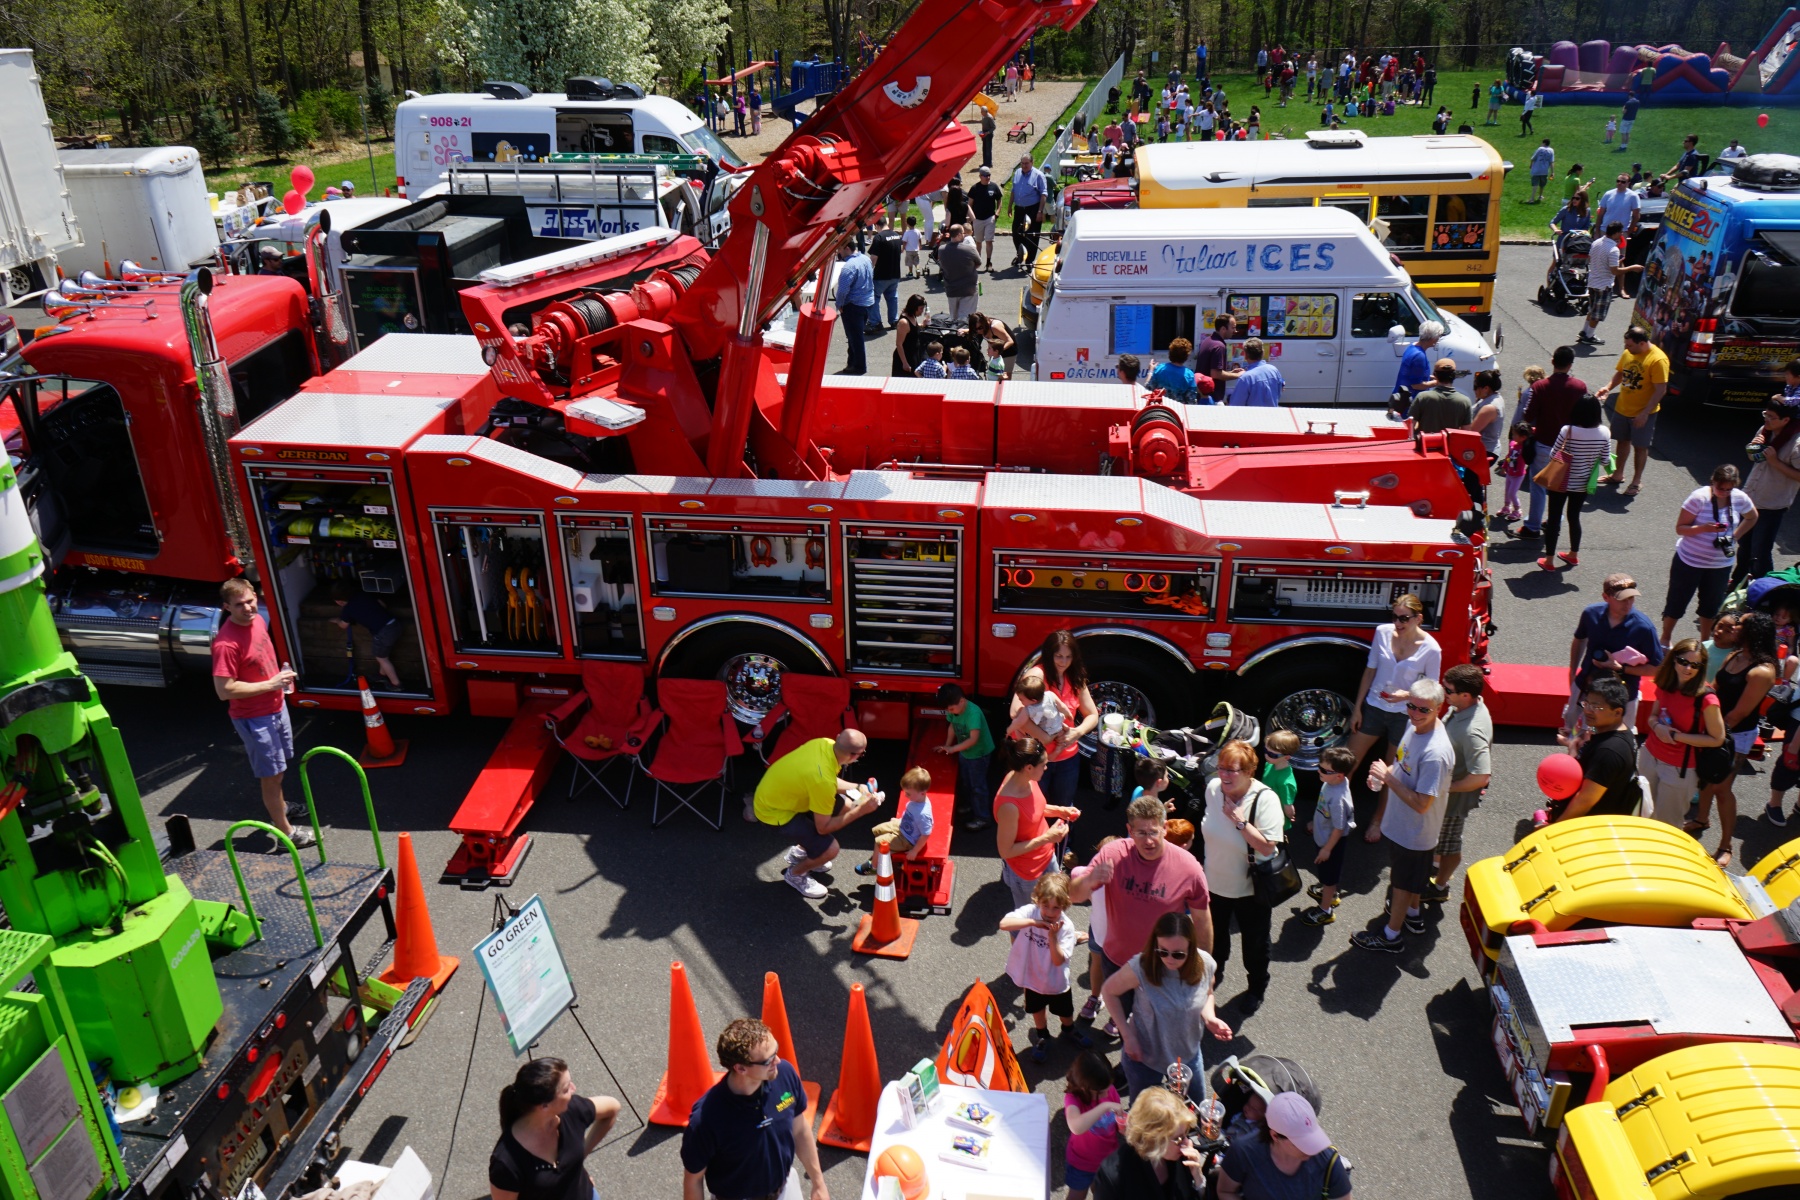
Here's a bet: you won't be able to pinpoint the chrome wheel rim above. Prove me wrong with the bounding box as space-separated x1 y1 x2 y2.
1090 679 1156 727
721 653 784 724
1266 687 1353 768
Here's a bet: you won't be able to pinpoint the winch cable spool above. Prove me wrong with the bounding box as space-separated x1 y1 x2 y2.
1131 402 1188 476
526 255 708 382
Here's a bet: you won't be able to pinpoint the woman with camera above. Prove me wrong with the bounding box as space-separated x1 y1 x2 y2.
1661 464 1757 649
1735 394 1800 587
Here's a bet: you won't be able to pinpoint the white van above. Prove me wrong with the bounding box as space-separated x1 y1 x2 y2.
395 80 743 198
1034 208 1496 406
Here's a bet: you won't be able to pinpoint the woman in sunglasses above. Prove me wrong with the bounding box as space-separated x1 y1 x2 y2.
1091 1086 1207 1199
1100 911 1233 1107
1639 638 1726 825
1348 593 1440 842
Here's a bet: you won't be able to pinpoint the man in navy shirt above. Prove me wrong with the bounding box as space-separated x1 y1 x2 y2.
682 1019 826 1200
1390 321 1444 418
1566 572 1663 735
331 580 403 689
834 243 876 376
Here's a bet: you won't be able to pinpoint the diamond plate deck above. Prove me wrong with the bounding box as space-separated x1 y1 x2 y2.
236 393 453 448
841 471 981 505
707 478 848 499
462 438 587 489
1500 926 1791 1054
1142 481 1208 535
1327 505 1457 545
168 848 390 962
882 378 998 400
336 334 489 376
999 381 1138 410
982 472 1143 512
1200 500 1339 541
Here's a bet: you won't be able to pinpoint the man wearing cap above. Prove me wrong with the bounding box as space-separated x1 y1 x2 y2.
1217 1091 1351 1198
681 1018 828 1200
967 167 1003 271
340 179 357 197
257 245 286 275
1567 572 1663 735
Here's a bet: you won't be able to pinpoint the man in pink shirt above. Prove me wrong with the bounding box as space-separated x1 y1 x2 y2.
212 578 314 847
1068 796 1212 978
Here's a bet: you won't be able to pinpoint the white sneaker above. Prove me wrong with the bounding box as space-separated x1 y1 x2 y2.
287 826 318 849
784 869 827 900
785 844 808 866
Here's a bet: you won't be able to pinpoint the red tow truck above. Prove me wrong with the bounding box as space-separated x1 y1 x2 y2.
4 0 1541 883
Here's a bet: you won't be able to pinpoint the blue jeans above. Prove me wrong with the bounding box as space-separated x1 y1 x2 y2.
873 278 899 326
958 754 992 819
839 302 870 374
1042 754 1082 808
1526 477 1548 532
1122 1052 1212 1107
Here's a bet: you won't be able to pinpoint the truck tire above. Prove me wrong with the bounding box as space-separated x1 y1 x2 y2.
1077 640 1196 732
657 618 833 725
1238 648 1365 769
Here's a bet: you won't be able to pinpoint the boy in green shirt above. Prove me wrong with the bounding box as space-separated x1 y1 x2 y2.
936 683 995 830
1261 728 1300 830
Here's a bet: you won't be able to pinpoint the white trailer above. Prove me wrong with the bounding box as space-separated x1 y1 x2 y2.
0 49 82 303
58 146 220 277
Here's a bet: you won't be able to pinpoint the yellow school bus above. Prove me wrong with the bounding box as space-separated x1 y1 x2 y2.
1135 130 1508 330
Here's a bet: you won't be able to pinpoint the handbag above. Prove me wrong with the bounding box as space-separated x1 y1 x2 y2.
1678 687 1734 785
1245 784 1302 907
1533 428 1570 490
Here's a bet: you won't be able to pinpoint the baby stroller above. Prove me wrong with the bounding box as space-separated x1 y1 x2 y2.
1538 227 1592 315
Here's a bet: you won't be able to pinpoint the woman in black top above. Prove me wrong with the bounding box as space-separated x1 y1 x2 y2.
1093 1087 1205 1199
1696 610 1778 865
893 294 929 376
945 180 971 230
490 1058 622 1200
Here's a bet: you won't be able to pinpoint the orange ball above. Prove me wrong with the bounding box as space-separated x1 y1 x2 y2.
873 1145 929 1200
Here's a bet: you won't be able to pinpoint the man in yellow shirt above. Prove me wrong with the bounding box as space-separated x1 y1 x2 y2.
1595 325 1670 496
754 729 884 899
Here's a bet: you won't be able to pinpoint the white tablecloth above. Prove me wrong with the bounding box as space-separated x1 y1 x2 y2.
861 1082 1049 1200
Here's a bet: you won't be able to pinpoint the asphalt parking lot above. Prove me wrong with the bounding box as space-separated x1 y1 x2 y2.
102 243 1790 1200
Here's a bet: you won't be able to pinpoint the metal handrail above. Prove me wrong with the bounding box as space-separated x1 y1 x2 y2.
223 820 324 949
298 746 385 869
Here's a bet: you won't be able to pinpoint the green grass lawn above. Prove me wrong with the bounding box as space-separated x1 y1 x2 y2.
205 147 396 202
1138 68 1795 238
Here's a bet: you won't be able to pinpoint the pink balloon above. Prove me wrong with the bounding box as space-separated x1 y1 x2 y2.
282 189 305 216
1759 112 1771 128
1536 752 1583 801
291 164 316 195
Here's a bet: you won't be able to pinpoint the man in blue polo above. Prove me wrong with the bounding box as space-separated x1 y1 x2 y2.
1390 320 1443 418
834 242 875 375
682 1019 828 1200
1007 152 1050 269
1229 337 1285 407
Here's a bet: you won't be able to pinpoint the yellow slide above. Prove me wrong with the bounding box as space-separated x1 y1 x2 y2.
971 93 999 116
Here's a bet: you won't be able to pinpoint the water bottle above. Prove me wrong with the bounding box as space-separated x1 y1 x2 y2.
281 660 296 695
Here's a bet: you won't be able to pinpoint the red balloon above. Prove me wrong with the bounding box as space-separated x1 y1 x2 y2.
282 188 305 216
1536 752 1583 801
1758 112 1771 128
290 164 316 195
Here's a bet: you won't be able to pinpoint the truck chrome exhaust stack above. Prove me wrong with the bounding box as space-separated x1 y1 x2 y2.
181 268 255 574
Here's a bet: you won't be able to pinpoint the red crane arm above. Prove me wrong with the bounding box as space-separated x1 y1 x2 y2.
670 0 1094 362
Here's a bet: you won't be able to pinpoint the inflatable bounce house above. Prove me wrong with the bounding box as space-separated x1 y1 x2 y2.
1525 7 1800 105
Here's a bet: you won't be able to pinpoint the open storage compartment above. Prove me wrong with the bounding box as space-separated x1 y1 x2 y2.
432 509 563 657
843 524 961 675
557 513 645 659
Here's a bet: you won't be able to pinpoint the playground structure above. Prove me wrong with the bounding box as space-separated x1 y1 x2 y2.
1528 7 1800 104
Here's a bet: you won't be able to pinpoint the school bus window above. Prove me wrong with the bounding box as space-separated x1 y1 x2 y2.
1351 292 1418 338
1226 295 1337 340
1376 195 1432 252
1321 195 1372 223
1248 196 1316 208
1433 193 1489 251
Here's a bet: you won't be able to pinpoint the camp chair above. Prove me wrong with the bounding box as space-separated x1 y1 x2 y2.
759 674 857 765
644 678 743 829
545 661 659 809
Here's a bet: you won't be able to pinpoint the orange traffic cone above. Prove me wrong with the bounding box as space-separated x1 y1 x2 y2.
356 676 408 767
762 972 821 1116
377 832 459 995
649 961 724 1126
818 983 882 1152
851 837 918 959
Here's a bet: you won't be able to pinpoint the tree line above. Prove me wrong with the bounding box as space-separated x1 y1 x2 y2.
0 0 1788 163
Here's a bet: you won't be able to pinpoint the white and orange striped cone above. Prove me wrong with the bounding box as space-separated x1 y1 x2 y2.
356 675 409 768
852 836 918 959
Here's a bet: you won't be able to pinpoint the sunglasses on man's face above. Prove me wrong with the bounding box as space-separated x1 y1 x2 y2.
1406 702 1436 714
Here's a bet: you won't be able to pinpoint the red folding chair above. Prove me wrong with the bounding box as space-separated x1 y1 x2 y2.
644 678 743 829
545 662 660 809
760 674 858 765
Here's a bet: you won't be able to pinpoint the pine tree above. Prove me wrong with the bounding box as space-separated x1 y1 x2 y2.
253 88 294 159
193 104 237 167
